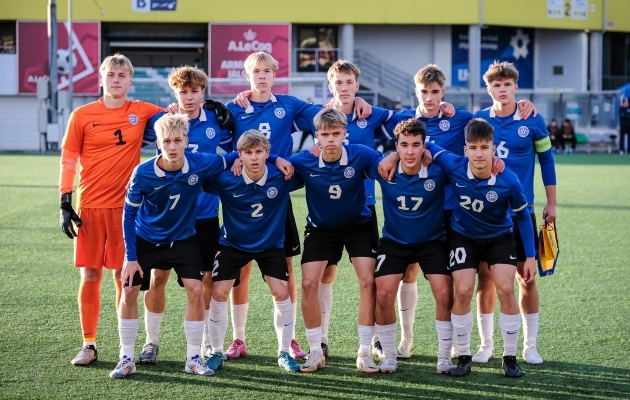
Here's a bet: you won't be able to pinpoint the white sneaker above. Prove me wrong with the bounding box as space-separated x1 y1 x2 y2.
371 341 384 360
436 357 454 374
109 355 136 378
471 345 494 363
396 338 413 359
356 352 379 374
523 345 543 365
185 355 215 376
450 344 458 358
300 350 325 373
378 356 398 373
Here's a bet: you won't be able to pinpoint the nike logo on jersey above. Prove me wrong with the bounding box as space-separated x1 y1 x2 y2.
510 255 517 260
233 194 244 197
92 123 100 126
292 245 299 251
241 115 251 119
286 272 290 276
455 183 466 187
199 271 203 276
387 181 397 184
310 174 320 177
154 185 165 190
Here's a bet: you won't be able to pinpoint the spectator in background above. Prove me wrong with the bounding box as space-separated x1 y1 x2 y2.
561 118 576 154
547 119 561 153
620 98 630 155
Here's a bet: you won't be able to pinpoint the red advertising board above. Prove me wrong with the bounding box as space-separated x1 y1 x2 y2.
209 23 290 95
17 21 100 95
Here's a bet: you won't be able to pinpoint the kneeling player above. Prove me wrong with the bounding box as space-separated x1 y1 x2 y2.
111 114 235 378
365 119 452 373
201 130 304 373
426 119 536 378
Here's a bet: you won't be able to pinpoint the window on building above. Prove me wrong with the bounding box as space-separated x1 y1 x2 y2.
0 21 16 54
296 26 338 73
603 32 630 90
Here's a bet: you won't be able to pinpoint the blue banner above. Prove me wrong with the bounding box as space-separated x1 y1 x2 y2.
451 25 534 89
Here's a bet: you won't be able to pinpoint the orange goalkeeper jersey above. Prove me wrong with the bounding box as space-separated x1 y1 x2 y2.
60 98 162 208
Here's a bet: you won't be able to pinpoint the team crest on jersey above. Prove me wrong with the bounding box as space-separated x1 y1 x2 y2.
486 190 498 202
439 120 450 131
274 108 286 118
357 119 368 129
267 187 278 198
518 126 529 138
424 179 435 191
206 128 216 139
344 167 355 178
188 174 199 185
129 114 138 125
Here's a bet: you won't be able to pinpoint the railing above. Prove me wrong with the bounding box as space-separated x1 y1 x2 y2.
353 49 414 101
293 48 340 73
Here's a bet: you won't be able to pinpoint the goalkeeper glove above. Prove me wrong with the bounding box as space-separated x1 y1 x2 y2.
60 192 82 239
204 99 234 131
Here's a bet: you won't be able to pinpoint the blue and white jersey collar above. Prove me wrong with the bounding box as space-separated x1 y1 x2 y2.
489 106 522 121
245 93 277 114
153 154 190 177
242 165 268 186
415 107 442 119
318 146 349 168
466 163 496 185
397 160 428 178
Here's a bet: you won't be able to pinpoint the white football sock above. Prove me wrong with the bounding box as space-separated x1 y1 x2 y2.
358 325 374 354
522 313 539 347
477 313 494 348
184 320 204 360
451 312 473 356
499 312 520 357
318 283 333 344
202 309 211 346
209 298 228 354
274 298 293 353
291 302 298 340
435 319 454 358
231 303 248 341
144 311 164 345
376 323 397 358
119 318 139 359
398 282 418 341
306 326 323 356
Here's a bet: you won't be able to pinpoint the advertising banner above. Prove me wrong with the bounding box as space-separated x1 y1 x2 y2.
451 25 535 89
209 23 290 95
17 21 100 94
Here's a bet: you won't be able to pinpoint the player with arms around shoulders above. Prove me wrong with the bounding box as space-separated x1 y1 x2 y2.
364 118 453 374
201 130 304 373
289 108 382 374
472 61 556 365
426 118 537 378
138 66 234 364
59 53 164 366
110 113 237 378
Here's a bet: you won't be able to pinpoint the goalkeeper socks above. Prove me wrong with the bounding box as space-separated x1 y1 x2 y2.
274 298 293 353
318 283 333 345
306 327 323 356
398 282 418 342
376 323 397 358
209 299 228 354
184 320 204 360
79 279 101 344
477 313 494 348
522 313 539 347
118 318 139 359
358 325 374 354
231 303 248 341
144 311 164 344
499 312 520 357
435 319 454 358
451 311 473 356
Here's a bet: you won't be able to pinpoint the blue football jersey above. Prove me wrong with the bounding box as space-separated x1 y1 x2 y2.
384 108 473 210
144 109 233 220
427 143 529 239
474 107 552 213
294 105 394 206
202 164 304 252
366 160 447 244
228 94 321 159
290 144 381 229
124 152 230 259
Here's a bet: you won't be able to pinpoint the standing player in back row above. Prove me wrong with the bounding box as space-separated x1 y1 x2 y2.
59 54 163 365
472 61 556 365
